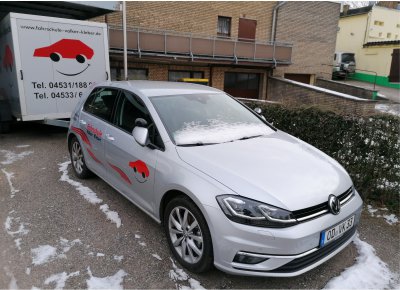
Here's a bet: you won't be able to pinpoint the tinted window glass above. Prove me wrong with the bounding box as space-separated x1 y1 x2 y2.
114 91 163 148
83 88 119 121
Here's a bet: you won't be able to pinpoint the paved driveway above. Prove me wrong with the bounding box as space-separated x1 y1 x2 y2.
1 123 398 289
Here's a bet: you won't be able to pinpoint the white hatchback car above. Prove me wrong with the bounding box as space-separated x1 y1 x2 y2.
67 81 363 276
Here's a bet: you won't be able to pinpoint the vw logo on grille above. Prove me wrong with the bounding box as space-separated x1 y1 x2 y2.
328 194 341 215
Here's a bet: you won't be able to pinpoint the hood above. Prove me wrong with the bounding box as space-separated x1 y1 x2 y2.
176 131 352 211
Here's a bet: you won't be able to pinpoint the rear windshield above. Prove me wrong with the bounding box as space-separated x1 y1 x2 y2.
341 53 355 63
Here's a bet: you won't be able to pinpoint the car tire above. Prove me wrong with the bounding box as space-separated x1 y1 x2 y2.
69 136 92 179
164 196 214 273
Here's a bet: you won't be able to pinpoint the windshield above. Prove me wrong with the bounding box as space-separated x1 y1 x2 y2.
150 93 274 145
341 53 355 63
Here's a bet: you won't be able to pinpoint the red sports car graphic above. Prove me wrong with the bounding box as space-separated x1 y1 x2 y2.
129 160 150 183
34 39 94 62
3 45 13 72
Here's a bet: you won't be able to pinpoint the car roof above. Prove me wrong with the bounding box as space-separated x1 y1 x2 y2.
96 80 222 98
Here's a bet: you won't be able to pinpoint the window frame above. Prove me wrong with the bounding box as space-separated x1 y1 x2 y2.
217 16 232 38
82 87 120 123
111 89 165 151
168 70 204 82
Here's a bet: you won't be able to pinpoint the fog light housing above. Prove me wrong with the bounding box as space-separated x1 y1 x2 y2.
233 252 269 264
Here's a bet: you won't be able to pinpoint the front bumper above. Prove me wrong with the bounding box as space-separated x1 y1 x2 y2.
204 191 363 277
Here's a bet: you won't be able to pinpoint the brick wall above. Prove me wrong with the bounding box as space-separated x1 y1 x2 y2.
267 77 376 115
93 1 275 42
274 2 340 80
315 78 376 100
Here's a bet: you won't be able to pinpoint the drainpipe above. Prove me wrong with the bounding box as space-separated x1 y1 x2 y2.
271 1 286 42
122 1 128 81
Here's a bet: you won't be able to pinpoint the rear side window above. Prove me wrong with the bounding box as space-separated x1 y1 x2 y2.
83 87 119 122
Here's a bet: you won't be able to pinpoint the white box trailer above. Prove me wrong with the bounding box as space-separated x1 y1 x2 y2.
0 13 110 131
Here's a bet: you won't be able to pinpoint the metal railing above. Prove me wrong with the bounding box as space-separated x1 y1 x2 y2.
108 25 293 65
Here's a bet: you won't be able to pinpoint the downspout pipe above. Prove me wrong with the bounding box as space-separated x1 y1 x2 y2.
271 1 286 69
122 1 128 81
271 1 286 42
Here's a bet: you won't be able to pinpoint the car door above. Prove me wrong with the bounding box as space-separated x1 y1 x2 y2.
77 87 119 178
104 90 162 214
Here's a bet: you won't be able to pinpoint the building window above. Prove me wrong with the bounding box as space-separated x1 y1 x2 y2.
111 68 148 81
379 32 383 37
217 16 231 37
224 72 260 99
395 35 398 39
168 70 204 82
374 20 384 26
387 33 392 38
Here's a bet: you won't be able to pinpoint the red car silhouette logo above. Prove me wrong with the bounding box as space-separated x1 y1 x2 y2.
33 39 94 76
3 45 13 72
34 39 94 62
129 160 150 183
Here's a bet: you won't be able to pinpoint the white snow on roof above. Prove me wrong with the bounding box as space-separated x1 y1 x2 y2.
86 267 127 290
1 169 20 198
278 77 371 101
324 234 398 289
44 271 80 290
0 149 33 165
174 120 272 145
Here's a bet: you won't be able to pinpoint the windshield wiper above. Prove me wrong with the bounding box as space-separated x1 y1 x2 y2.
238 135 263 141
177 142 217 147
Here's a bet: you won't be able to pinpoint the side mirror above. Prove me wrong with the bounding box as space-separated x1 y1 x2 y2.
254 107 266 121
132 126 149 147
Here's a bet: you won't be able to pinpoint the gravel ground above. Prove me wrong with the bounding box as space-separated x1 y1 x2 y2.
0 122 398 289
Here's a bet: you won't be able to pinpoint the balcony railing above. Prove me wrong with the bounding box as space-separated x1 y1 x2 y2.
108 26 292 65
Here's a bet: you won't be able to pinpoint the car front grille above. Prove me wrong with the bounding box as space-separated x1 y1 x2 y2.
292 187 354 222
267 226 357 273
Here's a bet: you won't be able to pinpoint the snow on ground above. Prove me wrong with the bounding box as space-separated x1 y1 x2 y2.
16 144 31 148
99 204 122 228
114 255 124 262
174 120 272 145
5 216 29 237
324 234 398 289
366 204 398 225
31 238 81 266
26 268 31 275
169 258 205 290
58 161 122 228
383 214 399 225
0 149 33 165
138 242 146 247
86 267 127 290
375 103 400 117
1 169 20 198
134 234 141 239
152 253 162 261
58 161 102 204
44 271 80 290
96 253 105 257
4 267 18 290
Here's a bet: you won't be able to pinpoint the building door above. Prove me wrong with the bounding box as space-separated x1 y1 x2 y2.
388 49 399 83
238 18 257 41
284 73 311 84
224 72 260 99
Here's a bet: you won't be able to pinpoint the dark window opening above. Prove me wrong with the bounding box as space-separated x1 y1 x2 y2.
217 16 231 37
83 88 119 122
224 72 260 99
111 67 148 81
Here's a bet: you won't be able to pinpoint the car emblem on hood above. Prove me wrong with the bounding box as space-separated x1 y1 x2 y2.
328 194 341 215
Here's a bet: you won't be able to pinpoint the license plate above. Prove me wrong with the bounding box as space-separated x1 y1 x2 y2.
320 215 355 247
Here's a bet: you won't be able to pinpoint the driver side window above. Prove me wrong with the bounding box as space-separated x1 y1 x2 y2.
114 91 163 149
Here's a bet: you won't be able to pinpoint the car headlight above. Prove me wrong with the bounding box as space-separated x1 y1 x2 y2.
216 195 297 228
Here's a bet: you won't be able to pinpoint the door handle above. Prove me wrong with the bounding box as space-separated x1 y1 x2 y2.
79 120 87 125
105 134 115 141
